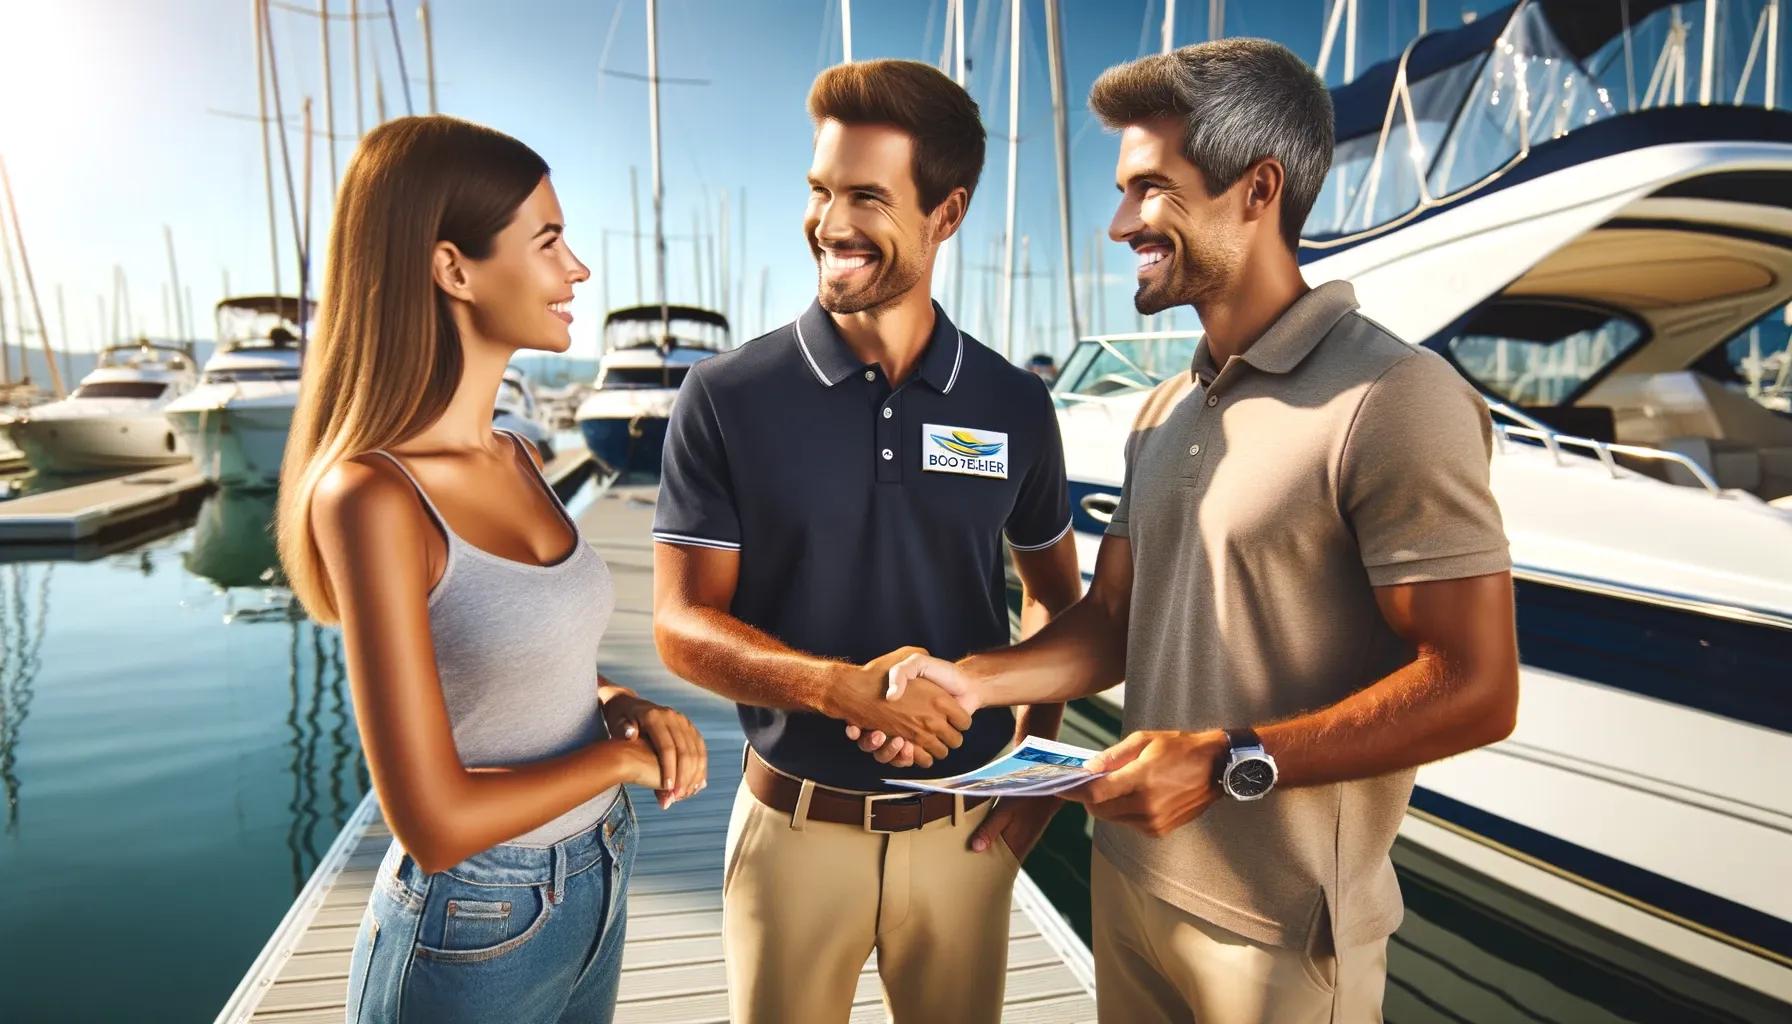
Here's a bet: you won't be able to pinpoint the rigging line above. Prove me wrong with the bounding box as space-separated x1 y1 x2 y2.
601 68 711 85
594 0 627 110
383 0 414 115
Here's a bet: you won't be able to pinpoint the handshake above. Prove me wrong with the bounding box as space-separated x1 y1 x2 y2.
829 646 985 769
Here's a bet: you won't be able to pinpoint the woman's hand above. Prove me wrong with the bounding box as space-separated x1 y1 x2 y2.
603 690 708 809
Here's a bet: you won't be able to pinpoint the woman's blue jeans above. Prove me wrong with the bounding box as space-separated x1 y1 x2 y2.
345 792 637 1024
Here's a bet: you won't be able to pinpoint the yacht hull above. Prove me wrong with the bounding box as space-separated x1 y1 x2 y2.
5 413 189 472
164 385 296 490
579 415 667 483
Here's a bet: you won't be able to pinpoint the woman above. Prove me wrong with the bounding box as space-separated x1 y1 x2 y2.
276 115 707 1023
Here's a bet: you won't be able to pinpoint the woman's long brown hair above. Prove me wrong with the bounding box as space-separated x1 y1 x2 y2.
276 115 548 624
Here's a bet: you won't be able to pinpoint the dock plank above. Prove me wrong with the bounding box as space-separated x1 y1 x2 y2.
219 483 1096 1023
0 462 208 542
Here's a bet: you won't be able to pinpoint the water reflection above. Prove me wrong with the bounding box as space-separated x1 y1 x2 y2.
0 564 50 833
181 486 363 892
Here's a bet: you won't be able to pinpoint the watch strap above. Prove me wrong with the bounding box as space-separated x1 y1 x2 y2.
1224 727 1263 752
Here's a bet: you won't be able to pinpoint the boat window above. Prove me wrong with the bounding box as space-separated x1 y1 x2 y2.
71 381 170 400
1444 299 1646 406
1718 302 1792 414
1055 337 1201 399
601 366 691 388
202 367 303 384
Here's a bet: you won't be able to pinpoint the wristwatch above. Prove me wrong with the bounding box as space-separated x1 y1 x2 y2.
1217 728 1278 801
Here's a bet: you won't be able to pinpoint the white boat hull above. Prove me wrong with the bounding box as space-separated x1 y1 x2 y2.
164 384 297 489
5 412 189 472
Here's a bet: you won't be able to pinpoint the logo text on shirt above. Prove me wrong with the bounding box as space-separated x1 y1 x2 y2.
922 424 1008 479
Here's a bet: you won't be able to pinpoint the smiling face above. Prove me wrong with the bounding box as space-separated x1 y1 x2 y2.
1108 116 1246 315
454 175 590 354
804 119 950 316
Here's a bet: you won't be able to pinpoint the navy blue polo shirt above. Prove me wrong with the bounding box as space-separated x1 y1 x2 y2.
653 299 1072 791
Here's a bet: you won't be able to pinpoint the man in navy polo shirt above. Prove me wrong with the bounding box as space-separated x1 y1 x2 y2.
651 59 1080 1024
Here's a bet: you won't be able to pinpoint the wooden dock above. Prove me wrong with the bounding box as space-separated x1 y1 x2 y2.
0 462 210 542
216 482 1096 1024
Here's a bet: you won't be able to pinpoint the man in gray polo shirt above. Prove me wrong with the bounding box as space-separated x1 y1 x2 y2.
878 39 1520 1022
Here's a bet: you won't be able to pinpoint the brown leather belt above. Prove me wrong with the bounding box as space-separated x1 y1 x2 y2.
743 747 990 833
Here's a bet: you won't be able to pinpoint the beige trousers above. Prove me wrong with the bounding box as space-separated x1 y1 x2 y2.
721 777 1023 1024
1092 851 1388 1024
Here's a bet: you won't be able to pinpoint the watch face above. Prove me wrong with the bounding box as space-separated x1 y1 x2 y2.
1227 757 1276 799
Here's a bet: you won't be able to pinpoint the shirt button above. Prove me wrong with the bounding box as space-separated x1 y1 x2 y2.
881 448 893 460
882 407 893 419
1207 395 1219 407
864 370 876 381
1188 444 1201 456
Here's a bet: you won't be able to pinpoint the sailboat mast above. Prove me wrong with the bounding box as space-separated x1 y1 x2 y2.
0 155 64 396
164 224 188 346
1000 0 1021 362
1045 0 1080 344
350 0 365 136
646 0 669 345
320 0 339 195
255 0 282 304
952 0 967 318
419 0 439 113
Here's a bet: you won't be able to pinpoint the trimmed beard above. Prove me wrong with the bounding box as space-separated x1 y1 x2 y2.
816 228 932 316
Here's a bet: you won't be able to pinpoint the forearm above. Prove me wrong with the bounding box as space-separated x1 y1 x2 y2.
1260 650 1517 789
654 604 848 714
964 591 1127 707
394 739 641 874
1010 576 1070 742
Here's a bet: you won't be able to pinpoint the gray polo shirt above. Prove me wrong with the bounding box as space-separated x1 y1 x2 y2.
1101 280 1510 950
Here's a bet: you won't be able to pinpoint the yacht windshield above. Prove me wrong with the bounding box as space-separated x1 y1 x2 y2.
1055 336 1202 400
1309 2 1615 240
72 381 170 400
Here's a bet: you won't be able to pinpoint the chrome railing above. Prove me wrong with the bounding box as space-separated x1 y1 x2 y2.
1484 397 1727 496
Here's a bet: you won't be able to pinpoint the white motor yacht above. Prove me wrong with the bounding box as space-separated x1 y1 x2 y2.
163 296 306 490
2 341 196 473
574 305 726 482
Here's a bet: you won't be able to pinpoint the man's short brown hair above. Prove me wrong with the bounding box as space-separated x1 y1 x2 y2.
807 59 985 213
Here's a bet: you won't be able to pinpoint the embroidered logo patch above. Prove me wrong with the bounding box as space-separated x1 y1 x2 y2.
922 424 1008 479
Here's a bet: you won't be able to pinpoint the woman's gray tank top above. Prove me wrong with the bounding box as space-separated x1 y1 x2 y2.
370 430 619 848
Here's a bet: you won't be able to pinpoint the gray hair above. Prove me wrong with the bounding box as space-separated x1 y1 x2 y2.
1090 39 1333 250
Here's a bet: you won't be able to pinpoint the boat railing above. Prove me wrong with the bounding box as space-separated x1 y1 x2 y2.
1485 397 1727 496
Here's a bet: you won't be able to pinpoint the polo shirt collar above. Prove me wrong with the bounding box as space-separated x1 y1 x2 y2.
1189 279 1359 385
794 299 965 393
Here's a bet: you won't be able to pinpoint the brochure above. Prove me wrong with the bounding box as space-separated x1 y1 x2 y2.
885 736 1108 797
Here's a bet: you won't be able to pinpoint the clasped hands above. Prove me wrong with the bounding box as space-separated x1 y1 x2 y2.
839 649 1232 838
602 689 707 810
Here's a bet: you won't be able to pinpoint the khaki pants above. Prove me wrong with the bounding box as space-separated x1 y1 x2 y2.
1093 851 1387 1024
721 776 1023 1024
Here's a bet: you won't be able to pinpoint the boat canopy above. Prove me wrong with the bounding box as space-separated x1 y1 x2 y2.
602 304 730 353
1304 0 1777 246
214 295 309 350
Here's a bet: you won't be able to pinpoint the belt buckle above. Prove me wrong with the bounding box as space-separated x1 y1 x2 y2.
862 791 925 833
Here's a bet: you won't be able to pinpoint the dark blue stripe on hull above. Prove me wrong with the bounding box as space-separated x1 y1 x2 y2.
1411 787 1792 963
1066 515 1791 735
580 417 667 483
1510 577 1791 734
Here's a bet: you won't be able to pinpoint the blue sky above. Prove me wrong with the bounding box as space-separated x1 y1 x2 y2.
1 0 1523 372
